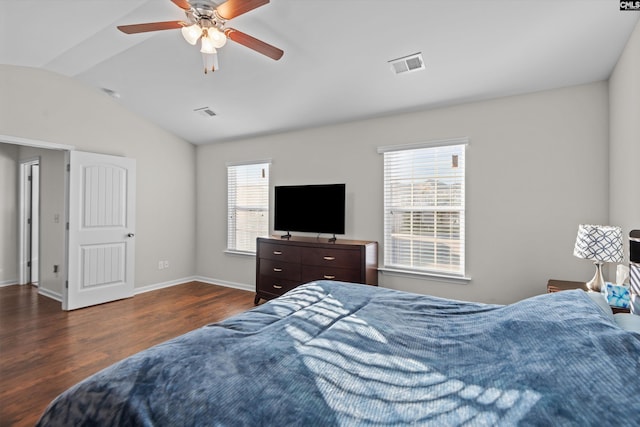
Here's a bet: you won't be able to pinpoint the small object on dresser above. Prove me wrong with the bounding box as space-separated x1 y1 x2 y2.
602 283 630 309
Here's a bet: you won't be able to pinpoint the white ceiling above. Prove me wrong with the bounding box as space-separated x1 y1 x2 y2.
1 0 638 145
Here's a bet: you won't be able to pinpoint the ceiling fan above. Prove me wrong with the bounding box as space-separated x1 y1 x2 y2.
117 0 284 74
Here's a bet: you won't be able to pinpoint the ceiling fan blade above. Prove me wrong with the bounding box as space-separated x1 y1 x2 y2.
171 0 191 10
225 29 283 60
216 0 269 20
117 21 186 34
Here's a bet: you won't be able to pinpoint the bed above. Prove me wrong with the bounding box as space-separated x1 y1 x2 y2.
37 280 640 426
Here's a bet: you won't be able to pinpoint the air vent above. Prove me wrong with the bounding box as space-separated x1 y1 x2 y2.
388 53 425 75
194 107 216 118
101 88 121 99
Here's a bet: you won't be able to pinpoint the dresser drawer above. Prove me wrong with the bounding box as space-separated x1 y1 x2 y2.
257 277 300 297
301 265 362 283
259 259 301 281
259 242 301 263
301 247 361 268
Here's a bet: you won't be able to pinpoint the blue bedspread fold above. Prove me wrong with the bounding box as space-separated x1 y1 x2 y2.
37 281 640 426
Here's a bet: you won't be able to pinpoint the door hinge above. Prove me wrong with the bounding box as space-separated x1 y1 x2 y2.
65 281 68 289
28 175 32 181
66 222 69 230
27 261 31 267
27 218 31 225
67 164 70 172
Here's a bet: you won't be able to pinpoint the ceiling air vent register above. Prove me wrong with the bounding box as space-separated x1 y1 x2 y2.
101 88 121 99
194 107 217 118
389 53 425 75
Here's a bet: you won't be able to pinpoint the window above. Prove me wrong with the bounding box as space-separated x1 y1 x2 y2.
227 161 270 254
380 139 466 277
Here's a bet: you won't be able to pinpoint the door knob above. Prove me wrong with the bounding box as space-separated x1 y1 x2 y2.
127 233 135 238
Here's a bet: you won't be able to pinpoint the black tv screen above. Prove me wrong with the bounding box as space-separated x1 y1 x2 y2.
274 184 346 235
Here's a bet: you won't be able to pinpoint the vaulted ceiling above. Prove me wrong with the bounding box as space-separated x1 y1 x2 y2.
1 0 638 145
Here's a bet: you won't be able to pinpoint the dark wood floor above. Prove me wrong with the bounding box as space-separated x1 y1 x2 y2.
0 281 256 427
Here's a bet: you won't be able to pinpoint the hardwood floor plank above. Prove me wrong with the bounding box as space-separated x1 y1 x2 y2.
0 282 255 427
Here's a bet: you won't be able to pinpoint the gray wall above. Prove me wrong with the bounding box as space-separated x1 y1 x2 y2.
196 82 609 304
3 24 636 305
0 143 18 285
0 65 197 294
610 20 640 252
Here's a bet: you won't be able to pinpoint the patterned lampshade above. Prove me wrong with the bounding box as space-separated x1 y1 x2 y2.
573 224 623 263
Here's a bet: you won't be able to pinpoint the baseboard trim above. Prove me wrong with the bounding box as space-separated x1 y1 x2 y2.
134 276 200 295
17 277 253 302
135 277 252 294
38 287 62 302
0 279 18 287
192 276 253 292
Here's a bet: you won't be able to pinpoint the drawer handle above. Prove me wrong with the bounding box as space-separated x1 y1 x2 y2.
273 251 283 255
323 256 336 261
273 284 283 289
273 268 283 272
324 275 336 280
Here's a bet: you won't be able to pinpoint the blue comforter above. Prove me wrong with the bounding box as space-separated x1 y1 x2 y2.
37 281 640 426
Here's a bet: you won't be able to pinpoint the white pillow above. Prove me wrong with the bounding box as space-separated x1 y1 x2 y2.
586 291 614 320
614 313 640 333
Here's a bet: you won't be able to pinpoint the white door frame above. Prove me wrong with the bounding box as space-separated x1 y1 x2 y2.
18 157 40 285
0 135 74 152
31 163 40 285
2 135 75 296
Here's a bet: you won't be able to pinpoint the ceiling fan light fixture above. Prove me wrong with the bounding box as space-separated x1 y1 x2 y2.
202 52 219 74
200 36 217 54
117 0 282 74
206 27 227 49
181 23 202 45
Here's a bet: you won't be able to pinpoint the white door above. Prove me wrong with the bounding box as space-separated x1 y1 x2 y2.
64 151 136 310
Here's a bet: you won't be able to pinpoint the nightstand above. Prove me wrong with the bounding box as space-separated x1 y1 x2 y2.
547 279 630 314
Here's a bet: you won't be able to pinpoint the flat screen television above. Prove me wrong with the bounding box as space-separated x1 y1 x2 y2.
274 184 346 237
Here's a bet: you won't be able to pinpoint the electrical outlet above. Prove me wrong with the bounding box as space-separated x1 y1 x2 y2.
163 260 169 269
158 261 164 270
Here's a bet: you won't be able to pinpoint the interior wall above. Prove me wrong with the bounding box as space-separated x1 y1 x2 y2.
17 147 65 297
0 143 18 285
0 65 197 291
610 19 640 251
196 82 609 304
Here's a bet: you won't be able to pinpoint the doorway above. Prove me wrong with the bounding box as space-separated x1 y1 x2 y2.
19 158 40 286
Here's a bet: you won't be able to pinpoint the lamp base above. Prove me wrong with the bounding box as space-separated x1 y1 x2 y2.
586 261 605 292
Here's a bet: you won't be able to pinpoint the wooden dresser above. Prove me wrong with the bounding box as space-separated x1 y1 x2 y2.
255 236 378 304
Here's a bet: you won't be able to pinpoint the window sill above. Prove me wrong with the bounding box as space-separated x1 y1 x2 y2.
379 267 471 284
224 249 256 257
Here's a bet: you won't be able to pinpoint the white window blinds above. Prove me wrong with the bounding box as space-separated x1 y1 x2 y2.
227 162 270 253
381 141 466 276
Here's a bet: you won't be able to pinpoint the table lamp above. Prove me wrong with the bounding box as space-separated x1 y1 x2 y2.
573 224 623 292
